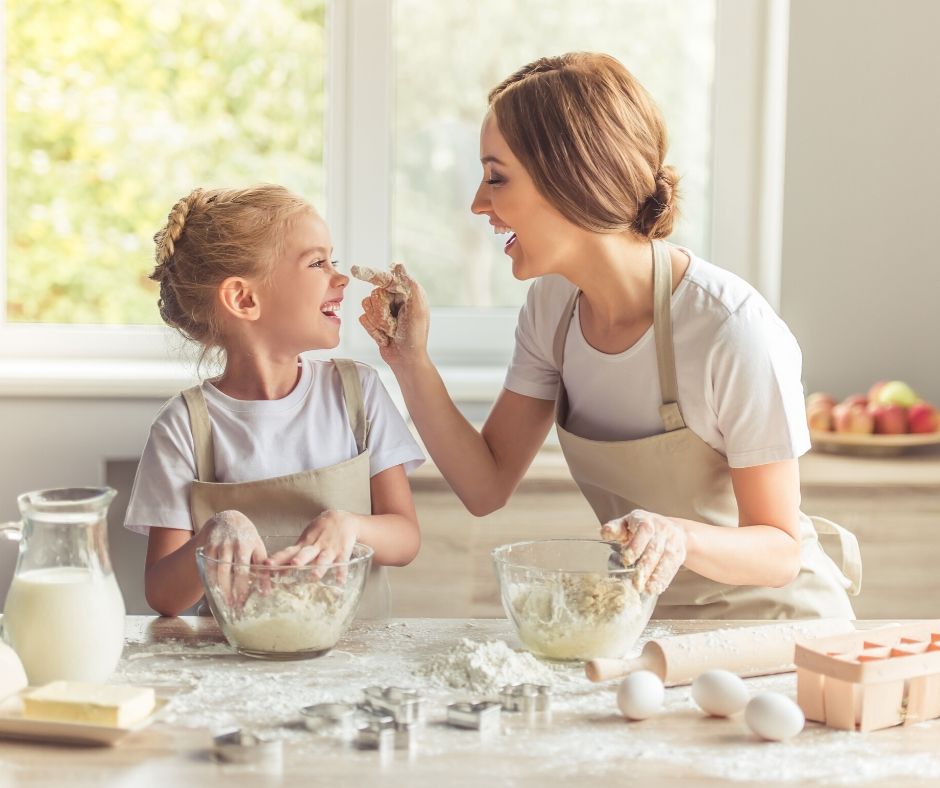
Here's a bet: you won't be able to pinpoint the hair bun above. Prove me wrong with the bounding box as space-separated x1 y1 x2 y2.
634 165 680 239
151 188 208 280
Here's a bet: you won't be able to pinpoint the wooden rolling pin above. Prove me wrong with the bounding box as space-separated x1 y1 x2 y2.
585 618 855 685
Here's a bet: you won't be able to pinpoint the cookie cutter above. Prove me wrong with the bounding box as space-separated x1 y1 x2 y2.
499 684 552 713
300 702 358 737
212 729 283 766
446 700 502 731
353 719 396 751
361 685 426 725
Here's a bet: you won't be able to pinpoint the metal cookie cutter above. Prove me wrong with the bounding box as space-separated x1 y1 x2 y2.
361 685 426 725
446 701 502 731
212 729 283 766
300 702 358 738
353 717 396 751
499 684 552 713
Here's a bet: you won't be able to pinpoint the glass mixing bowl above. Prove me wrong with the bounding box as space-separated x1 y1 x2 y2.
196 544 373 660
492 539 657 662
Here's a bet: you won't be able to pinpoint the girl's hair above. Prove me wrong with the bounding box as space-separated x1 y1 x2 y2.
150 184 311 356
488 52 679 239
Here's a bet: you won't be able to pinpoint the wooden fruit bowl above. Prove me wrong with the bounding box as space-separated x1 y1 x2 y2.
810 429 940 457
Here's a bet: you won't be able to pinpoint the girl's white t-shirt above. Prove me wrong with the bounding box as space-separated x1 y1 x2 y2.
504 252 811 468
124 358 424 534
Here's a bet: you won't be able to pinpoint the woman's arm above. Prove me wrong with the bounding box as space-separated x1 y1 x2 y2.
606 459 803 593
359 267 555 516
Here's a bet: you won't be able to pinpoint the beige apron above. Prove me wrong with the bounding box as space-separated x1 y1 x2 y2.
554 241 862 619
181 358 389 619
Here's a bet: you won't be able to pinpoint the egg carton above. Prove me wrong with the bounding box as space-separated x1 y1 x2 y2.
794 620 940 732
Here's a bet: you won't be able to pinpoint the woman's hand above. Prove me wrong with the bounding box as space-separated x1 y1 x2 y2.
265 509 360 574
354 263 430 369
198 510 267 605
601 509 688 595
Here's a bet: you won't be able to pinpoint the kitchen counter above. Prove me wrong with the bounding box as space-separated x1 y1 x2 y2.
1 617 939 787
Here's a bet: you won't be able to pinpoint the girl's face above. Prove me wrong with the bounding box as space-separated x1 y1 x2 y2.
258 210 348 354
470 111 580 280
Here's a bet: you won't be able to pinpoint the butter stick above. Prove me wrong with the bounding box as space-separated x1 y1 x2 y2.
22 681 156 728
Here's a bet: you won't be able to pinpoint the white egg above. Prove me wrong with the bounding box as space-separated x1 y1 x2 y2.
744 692 805 741
617 670 665 720
691 669 749 717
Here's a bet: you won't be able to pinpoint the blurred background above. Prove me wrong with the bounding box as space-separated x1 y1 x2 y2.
2 0 939 614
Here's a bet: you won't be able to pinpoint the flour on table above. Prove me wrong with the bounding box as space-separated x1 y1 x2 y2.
417 638 557 693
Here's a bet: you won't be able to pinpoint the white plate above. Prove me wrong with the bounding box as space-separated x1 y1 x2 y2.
0 694 166 747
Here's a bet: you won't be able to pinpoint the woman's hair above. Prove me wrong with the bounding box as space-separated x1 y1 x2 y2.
488 52 679 239
150 184 311 357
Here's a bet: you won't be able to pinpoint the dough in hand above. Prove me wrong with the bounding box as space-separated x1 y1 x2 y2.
0 641 28 700
351 264 411 318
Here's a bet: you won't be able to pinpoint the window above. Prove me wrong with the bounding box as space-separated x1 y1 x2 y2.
2 0 781 393
4 0 327 328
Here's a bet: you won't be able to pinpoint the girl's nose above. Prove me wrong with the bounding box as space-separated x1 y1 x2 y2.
470 182 491 215
334 271 349 288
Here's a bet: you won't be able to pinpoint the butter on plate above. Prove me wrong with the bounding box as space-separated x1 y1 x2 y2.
22 681 156 728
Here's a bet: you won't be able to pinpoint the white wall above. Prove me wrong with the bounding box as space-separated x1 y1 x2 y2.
780 0 940 404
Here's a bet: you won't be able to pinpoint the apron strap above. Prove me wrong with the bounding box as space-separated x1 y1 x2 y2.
181 385 216 483
652 240 686 432
333 359 369 454
810 516 863 596
551 290 581 372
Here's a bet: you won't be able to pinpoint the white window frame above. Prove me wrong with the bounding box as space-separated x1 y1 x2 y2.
0 0 788 399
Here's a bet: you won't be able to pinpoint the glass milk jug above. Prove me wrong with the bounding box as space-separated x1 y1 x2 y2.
1 487 126 685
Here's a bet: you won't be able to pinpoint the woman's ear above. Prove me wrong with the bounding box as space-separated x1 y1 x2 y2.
218 276 261 321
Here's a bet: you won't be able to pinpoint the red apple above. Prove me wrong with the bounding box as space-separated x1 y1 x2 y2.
868 403 908 434
807 401 834 432
867 380 888 402
908 402 939 434
840 394 868 409
832 402 874 434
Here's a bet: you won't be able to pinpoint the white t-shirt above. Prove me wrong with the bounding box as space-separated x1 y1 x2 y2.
125 358 424 535
504 251 811 468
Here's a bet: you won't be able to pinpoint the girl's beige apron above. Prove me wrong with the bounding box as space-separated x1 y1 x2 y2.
181 358 389 619
554 241 861 619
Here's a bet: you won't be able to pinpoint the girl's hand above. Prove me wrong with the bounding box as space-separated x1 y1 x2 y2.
601 509 688 595
198 510 267 605
265 510 360 575
354 263 430 369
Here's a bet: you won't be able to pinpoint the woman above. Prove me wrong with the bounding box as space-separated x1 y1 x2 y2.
358 52 859 619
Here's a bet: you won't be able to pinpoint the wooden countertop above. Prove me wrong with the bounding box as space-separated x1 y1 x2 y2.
1 617 938 787
410 439 940 492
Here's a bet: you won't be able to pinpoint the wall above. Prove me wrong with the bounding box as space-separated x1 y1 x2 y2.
780 0 940 404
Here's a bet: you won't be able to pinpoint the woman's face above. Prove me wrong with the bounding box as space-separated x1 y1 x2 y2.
471 111 578 280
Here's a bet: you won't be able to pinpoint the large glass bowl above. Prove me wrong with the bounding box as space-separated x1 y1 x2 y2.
196 544 373 660
492 539 657 662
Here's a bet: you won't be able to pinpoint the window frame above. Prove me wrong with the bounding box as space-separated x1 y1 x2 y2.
0 0 788 397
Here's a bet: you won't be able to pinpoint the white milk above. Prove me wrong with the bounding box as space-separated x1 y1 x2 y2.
2 566 126 685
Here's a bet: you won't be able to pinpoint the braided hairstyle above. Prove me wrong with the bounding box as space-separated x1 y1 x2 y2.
150 184 311 358
488 52 680 239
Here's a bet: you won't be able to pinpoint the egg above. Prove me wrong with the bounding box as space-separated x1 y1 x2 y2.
744 692 805 741
691 670 749 717
616 670 665 720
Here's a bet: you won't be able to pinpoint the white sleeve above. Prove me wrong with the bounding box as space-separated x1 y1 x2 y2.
357 364 425 476
503 278 562 400
123 398 198 535
707 300 811 468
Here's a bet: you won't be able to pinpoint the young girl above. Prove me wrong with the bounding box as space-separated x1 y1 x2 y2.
125 184 424 618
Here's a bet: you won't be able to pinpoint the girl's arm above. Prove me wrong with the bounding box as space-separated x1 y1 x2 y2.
144 511 266 616
266 464 421 567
